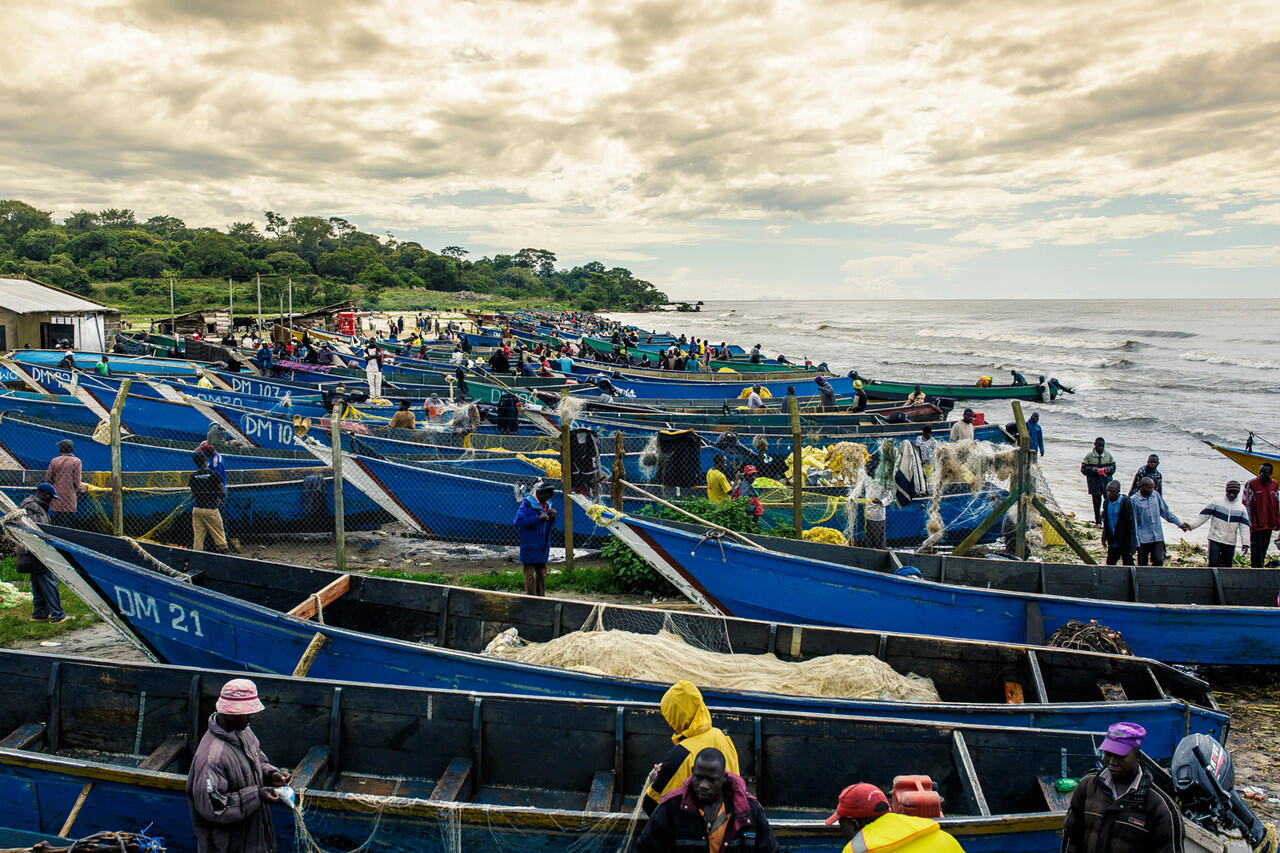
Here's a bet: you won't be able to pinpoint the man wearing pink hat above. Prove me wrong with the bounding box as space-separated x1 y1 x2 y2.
1062 722 1183 853
826 782 963 852
187 679 291 853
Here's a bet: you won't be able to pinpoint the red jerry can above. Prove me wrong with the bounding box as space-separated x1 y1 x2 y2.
891 775 943 818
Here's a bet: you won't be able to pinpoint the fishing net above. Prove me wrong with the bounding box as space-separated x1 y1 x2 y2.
1047 619 1133 656
482 606 940 702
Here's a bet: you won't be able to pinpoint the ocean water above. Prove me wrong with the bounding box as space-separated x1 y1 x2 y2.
606 299 1280 544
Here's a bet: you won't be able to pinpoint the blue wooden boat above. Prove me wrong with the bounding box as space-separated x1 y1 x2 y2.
567 371 1046 402
8 350 202 377
0 467 390 540
603 514 1280 666
0 648 1171 853
11 524 1226 753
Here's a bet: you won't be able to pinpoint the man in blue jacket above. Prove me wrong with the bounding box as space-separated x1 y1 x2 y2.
1101 482 1138 565
514 483 557 596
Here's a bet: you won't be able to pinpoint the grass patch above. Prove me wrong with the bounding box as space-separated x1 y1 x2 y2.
0 555 100 647
365 563 622 595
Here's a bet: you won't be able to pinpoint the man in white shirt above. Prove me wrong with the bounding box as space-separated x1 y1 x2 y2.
1186 479 1250 567
948 409 975 442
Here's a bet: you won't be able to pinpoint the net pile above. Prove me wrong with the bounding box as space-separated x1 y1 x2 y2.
487 627 940 702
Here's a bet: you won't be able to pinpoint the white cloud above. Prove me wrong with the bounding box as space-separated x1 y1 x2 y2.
1168 245 1280 268
839 245 984 295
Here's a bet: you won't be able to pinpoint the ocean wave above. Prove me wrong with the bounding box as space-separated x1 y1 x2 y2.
1180 350 1280 370
1119 329 1197 340
916 327 1136 351
891 341 1134 370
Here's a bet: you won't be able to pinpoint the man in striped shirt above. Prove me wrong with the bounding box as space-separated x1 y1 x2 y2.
1186 480 1250 567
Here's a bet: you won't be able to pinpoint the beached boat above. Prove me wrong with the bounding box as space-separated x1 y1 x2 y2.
10 523 1227 754
603 513 1280 666
568 371 1046 402
1202 439 1279 477
0 648 1151 853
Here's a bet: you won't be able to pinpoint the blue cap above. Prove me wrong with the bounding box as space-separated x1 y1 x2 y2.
36 482 58 499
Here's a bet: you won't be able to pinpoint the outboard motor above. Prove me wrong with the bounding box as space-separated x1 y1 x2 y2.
1170 734 1268 848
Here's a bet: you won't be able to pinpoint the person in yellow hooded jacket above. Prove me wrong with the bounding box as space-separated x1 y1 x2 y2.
827 783 964 853
641 680 740 815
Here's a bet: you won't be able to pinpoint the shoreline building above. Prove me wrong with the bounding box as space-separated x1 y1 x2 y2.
0 275 121 351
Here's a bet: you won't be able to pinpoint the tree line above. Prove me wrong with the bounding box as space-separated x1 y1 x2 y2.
0 200 668 312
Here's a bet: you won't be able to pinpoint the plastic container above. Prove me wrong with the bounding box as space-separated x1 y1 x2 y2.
891 775 942 818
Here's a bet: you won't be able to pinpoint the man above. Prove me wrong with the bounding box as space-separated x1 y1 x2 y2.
732 465 764 518
949 409 975 442
1080 437 1116 525
851 380 868 413
514 483 557 596
94 354 111 376
1101 481 1138 566
1062 722 1182 853
1027 411 1044 456
1128 455 1163 496
749 344 763 364
1243 462 1279 567
388 399 416 430
816 377 837 412
827 782 963 853
57 347 76 370
637 747 776 853
746 385 765 411
863 480 888 549
1010 369 1028 386
190 451 228 553
707 453 733 503
914 424 938 470
45 439 85 515
18 483 69 624
488 346 510 374
1186 480 1250 567
906 385 926 406
199 441 228 487
1131 477 1190 567
641 681 741 814
187 678 291 853
195 368 215 390
363 344 383 398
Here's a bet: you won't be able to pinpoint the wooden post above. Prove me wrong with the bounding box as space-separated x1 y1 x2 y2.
611 431 625 507
288 277 294 338
168 277 175 339
1012 402 1031 560
58 782 93 838
790 395 803 535
228 276 234 330
292 632 328 677
331 404 346 572
256 273 262 329
560 391 574 574
109 379 131 537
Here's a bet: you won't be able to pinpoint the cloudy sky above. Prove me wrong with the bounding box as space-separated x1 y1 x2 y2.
4 0 1279 299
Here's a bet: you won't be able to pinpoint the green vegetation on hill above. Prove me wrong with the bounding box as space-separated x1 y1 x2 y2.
0 200 668 314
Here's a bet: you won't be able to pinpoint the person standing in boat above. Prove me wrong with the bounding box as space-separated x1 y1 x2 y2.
1080 438 1116 525
827 783 963 853
949 409 976 442
45 439 85 515
851 380 868 413
1186 480 1250 567
1243 462 1279 567
188 678 291 853
514 483 556 596
1130 477 1190 567
816 376 837 412
1128 455 1163 496
1101 482 1138 566
640 682 741 815
1061 722 1182 853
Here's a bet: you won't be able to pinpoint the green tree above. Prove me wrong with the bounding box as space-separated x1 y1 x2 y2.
63 210 100 234
266 251 312 276
15 228 64 262
98 208 137 229
133 250 167 278
0 200 54 246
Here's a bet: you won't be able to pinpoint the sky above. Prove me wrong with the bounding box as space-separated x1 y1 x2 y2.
3 0 1279 300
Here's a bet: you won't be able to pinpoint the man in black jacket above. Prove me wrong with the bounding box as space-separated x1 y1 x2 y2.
636 748 778 853
1101 481 1138 566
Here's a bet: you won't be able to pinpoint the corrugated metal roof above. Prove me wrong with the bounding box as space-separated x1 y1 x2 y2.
0 277 117 315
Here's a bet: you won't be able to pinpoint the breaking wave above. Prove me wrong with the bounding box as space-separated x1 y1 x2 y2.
1180 350 1280 370
916 327 1136 351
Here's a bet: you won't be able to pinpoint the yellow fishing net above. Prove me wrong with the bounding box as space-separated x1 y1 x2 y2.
488 627 939 702
517 454 562 478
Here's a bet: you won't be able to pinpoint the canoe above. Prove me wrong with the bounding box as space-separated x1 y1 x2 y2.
0 648 1158 853
604 513 1280 665
0 467 390 541
11 524 1227 754
1202 439 1279 477
8 350 200 377
570 372 1046 402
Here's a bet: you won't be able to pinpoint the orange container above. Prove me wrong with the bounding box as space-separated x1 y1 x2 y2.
891 775 943 818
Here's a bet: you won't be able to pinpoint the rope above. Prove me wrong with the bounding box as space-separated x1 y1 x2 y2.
585 503 623 526
124 537 190 582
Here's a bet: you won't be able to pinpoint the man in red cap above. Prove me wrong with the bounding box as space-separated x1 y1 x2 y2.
827 783 964 852
187 678 291 853
732 466 764 518
1062 722 1183 853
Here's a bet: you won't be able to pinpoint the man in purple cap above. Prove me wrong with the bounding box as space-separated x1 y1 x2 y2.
187 678 291 853
1062 722 1183 853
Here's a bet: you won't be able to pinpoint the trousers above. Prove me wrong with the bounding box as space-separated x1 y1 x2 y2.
522 563 547 597
1249 529 1273 567
1207 541 1235 567
30 571 65 620
192 507 228 551
1137 541 1166 566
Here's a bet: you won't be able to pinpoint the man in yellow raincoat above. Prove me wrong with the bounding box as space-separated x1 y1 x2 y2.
641 680 740 815
827 783 964 852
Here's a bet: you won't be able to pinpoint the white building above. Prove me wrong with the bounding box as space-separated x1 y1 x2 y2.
0 276 121 352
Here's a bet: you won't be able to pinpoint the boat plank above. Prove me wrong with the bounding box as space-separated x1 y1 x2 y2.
292 745 331 791
585 770 615 813
429 758 473 802
136 735 185 771
288 575 352 621
0 722 45 750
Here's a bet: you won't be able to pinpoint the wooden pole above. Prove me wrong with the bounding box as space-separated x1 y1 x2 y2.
559 390 574 574
228 277 233 332
1012 402 1031 560
611 431 625 507
168 277 175 338
58 782 93 838
288 277 294 338
951 493 1019 556
256 273 262 330
109 379 131 537
331 404 346 572
292 631 328 677
790 395 803 535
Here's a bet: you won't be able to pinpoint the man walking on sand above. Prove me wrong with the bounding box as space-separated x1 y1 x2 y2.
1243 462 1279 567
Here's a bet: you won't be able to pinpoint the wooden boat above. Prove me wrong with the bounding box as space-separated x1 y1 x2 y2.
603 513 1280 666
0 648 1145 853
565 371 1047 401
1202 439 1279 477
10 523 1228 757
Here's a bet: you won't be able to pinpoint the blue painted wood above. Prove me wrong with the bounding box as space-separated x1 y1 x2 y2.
615 515 1280 666
30 529 1226 757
